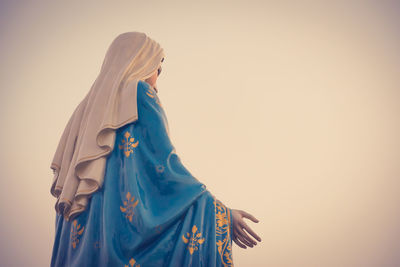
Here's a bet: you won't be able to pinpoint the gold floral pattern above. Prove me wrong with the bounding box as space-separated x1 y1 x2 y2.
145 88 155 98
124 257 140 267
155 164 165 174
146 88 162 107
119 131 139 158
70 219 85 249
120 191 139 222
182 225 205 255
214 198 234 266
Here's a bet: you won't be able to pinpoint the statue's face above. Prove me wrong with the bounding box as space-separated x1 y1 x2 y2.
144 60 163 93
144 70 158 92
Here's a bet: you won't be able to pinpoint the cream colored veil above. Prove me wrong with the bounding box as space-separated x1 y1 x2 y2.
50 31 165 221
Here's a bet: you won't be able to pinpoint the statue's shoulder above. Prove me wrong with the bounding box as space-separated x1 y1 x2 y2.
137 80 159 102
136 80 150 101
137 80 151 94
136 80 161 116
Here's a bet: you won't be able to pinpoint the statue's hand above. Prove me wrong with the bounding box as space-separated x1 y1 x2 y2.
231 209 261 249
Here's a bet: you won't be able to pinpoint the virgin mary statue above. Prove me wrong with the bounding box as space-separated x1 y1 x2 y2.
50 31 261 267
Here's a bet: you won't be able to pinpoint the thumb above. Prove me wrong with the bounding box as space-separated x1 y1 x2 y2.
240 210 259 223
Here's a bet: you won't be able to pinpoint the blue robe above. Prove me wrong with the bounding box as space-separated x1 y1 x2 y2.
51 80 234 267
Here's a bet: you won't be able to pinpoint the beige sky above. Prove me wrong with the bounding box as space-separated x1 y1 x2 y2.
1 1 400 266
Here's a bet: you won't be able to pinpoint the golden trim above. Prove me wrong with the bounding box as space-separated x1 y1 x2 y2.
214 197 234 266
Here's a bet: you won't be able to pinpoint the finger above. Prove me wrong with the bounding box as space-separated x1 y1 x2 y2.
235 230 254 248
235 228 254 247
241 221 262 242
240 210 259 223
236 224 258 246
233 233 247 248
233 234 247 249
233 228 251 248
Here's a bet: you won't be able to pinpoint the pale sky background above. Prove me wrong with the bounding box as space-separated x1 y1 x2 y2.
1 1 400 266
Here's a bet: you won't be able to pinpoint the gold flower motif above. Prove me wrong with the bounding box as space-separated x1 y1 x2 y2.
120 191 139 222
145 88 156 98
146 88 162 107
118 131 139 158
124 257 140 267
155 164 165 173
70 219 84 249
216 212 229 227
182 225 205 255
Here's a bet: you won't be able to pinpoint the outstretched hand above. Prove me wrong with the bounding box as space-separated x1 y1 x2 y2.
231 209 261 249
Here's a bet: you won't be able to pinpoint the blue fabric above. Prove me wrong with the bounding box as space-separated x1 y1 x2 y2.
51 80 234 267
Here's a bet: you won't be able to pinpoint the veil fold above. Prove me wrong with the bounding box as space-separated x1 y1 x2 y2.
50 31 165 221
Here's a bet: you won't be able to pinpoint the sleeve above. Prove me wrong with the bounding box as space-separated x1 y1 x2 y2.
229 207 234 234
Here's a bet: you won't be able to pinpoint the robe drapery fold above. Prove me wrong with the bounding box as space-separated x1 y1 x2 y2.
51 80 234 266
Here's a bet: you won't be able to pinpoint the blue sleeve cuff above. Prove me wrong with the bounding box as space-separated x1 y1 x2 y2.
228 207 234 235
